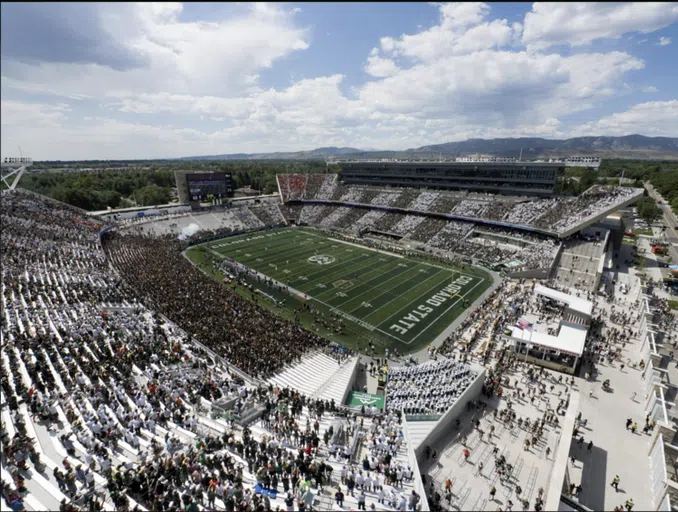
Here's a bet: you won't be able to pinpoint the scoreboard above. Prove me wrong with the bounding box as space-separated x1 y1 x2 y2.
185 173 233 201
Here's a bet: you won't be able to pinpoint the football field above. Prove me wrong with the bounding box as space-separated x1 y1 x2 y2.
189 227 491 353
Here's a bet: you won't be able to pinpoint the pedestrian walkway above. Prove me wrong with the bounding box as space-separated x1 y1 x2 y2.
420 362 569 511
567 254 655 512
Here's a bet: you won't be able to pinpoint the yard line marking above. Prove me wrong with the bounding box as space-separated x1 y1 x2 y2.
306 296 404 343
293 251 378 289
372 271 466 329
329 262 421 307
358 266 448 319
316 258 416 303
408 277 484 343
302 229 406 259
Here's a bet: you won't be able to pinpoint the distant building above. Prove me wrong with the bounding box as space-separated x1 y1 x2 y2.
174 171 234 204
336 160 562 196
504 285 593 375
234 186 261 197
547 156 601 169
455 155 516 163
2 157 33 166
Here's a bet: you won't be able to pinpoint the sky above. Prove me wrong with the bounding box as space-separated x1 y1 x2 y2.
1 1 677 161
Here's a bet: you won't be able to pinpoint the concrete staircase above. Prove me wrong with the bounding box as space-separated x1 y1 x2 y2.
267 352 347 397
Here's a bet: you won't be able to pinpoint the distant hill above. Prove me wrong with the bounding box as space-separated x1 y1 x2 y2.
410 135 678 158
178 135 678 161
179 146 362 161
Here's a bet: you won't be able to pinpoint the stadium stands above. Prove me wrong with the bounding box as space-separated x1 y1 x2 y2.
278 203 303 222
390 215 426 237
428 221 474 251
372 213 406 234
299 204 334 225
352 209 388 233
404 218 447 243
3 191 431 512
386 359 476 415
248 204 285 227
276 174 642 236
0 167 647 512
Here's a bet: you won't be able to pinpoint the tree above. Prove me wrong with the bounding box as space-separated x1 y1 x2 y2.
636 197 662 226
136 185 171 206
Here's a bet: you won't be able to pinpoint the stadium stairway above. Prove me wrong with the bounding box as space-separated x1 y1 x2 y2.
315 356 359 404
266 352 347 397
405 420 438 452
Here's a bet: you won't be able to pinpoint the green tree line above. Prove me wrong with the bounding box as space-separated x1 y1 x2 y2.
599 159 678 213
19 161 332 211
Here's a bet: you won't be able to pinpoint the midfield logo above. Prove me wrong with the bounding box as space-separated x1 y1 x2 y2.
308 254 336 265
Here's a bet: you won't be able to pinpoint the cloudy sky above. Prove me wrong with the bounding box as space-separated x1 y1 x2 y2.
1 2 677 160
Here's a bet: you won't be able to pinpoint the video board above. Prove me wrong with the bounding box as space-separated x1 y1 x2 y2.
186 173 233 201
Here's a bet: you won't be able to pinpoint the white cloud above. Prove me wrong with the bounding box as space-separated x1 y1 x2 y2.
659 36 672 46
573 100 678 137
375 2 521 62
1 3 309 99
641 86 659 93
522 2 678 50
0 100 71 128
0 2 672 160
364 50 399 77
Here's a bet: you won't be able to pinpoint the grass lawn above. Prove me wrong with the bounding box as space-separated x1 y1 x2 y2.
186 226 492 355
669 300 678 311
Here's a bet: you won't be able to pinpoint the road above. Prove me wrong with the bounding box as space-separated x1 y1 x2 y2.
646 182 678 245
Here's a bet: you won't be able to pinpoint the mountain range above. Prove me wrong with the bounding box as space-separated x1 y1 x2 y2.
179 135 678 161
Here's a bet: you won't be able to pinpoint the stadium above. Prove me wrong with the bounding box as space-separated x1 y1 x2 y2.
1 158 674 512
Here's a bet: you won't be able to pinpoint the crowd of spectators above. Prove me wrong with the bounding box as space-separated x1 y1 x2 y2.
318 207 354 229
330 184 351 201
330 208 370 231
390 190 420 209
351 210 388 233
248 205 285 227
315 175 338 200
298 205 333 225
390 215 426 237
429 195 460 214
386 359 477 415
372 213 406 233
408 192 439 212
549 186 639 233
427 221 474 251
277 204 303 223
359 189 381 205
371 193 399 207
461 238 515 263
277 175 307 202
514 239 561 270
481 200 512 221
3 191 434 512
338 188 364 204
452 200 487 219
405 219 447 243
303 174 329 200
104 232 328 380
503 198 558 226
277 174 641 235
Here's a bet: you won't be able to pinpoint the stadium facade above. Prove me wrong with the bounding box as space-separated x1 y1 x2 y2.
336 160 563 196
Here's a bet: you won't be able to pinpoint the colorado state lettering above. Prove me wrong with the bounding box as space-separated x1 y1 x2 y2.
390 276 473 335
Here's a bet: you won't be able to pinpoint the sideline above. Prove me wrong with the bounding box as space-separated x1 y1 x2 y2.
184 247 310 302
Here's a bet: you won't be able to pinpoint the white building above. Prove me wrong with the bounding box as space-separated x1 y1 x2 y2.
547 156 601 169
505 285 593 375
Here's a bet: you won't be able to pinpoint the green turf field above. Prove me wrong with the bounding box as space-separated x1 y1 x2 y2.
186 227 492 354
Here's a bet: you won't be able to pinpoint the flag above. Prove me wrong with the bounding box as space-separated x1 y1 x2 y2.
525 323 534 332
515 319 529 330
